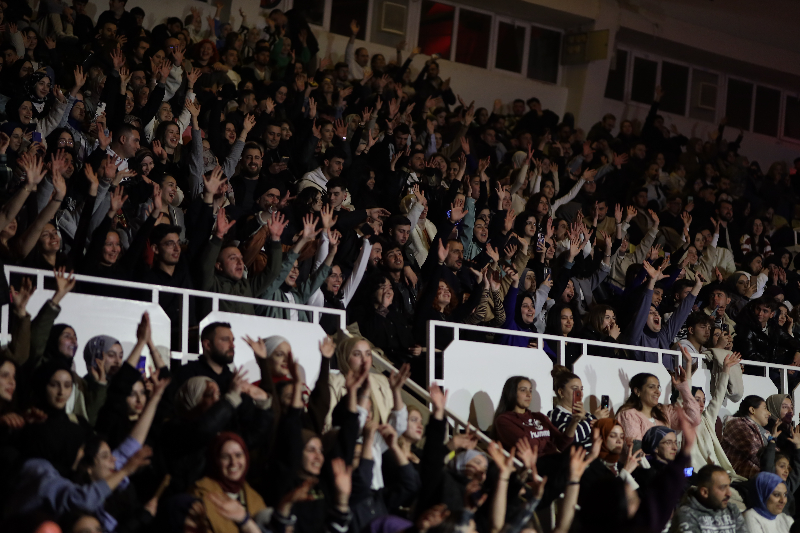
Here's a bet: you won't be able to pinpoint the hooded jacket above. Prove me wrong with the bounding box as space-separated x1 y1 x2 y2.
671 492 748 533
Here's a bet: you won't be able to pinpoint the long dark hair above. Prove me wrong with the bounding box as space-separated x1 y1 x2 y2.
618 372 668 424
734 395 765 418
545 303 578 337
586 304 615 335
492 376 531 426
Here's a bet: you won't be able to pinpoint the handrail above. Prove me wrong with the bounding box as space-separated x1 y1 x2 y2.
426 320 683 387
2 265 346 360
426 320 800 394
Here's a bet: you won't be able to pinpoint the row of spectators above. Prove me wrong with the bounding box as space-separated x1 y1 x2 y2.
0 0 799 531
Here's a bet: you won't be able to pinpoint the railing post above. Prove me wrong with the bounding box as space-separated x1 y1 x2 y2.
426 321 435 388
181 293 190 360
312 309 319 325
559 339 565 367
783 368 790 395
151 288 160 304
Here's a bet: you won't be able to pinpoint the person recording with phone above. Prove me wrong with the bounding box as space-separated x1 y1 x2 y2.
548 366 611 449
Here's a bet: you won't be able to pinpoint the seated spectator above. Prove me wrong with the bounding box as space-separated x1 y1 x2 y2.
672 465 748 533
616 349 701 442
733 298 799 369
722 395 773 479
548 366 609 449
743 472 794 532
190 432 269 531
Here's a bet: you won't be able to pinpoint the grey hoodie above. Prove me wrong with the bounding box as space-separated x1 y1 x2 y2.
671 492 748 533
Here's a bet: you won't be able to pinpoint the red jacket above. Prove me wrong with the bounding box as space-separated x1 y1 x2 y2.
494 410 573 456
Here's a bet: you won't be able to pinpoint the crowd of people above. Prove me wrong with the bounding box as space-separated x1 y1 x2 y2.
1 0 800 531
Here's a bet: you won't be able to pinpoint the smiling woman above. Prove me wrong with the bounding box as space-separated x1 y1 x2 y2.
191 432 268 532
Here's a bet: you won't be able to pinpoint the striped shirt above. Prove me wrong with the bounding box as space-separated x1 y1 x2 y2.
547 405 596 448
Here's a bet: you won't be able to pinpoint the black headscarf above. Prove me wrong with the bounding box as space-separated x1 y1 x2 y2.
44 324 76 362
20 359 90 476
0 59 32 99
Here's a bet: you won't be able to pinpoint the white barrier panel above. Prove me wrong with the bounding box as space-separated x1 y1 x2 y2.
25 291 172 378
199 312 328 389
442 340 553 432
720 375 779 422
573 355 675 414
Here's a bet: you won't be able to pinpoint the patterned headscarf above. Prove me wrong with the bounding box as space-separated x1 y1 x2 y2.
83 335 122 371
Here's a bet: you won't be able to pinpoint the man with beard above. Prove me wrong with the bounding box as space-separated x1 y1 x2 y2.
380 241 416 319
230 143 265 214
140 224 196 351
262 122 294 184
714 199 742 261
673 465 747 533
172 321 236 392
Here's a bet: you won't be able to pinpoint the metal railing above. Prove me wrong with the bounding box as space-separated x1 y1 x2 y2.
2 265 346 360
426 320 800 395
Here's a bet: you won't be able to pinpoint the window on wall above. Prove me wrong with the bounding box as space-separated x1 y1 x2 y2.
607 47 800 144
495 22 525 73
785 96 800 141
528 26 560 83
630 57 657 104
753 86 781 137
659 61 689 115
330 0 369 37
726 79 754 131
604 49 627 101
689 69 718 123
293 0 326 26
418 1 455 58
455 9 491 68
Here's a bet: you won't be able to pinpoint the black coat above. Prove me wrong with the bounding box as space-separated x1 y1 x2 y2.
732 321 798 365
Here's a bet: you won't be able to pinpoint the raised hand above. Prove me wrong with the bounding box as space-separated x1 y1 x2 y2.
110 48 126 70
53 267 77 300
389 362 411 391
723 352 742 373
108 185 128 214
187 67 201 88
185 98 201 119
242 335 267 359
203 165 226 196
449 198 468 223
319 336 335 359
214 207 236 238
10 277 35 317
21 153 45 186
267 211 288 242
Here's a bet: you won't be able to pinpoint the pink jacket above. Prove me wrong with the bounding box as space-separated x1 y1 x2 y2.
616 381 702 442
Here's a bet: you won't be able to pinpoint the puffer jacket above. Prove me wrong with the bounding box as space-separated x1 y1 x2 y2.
732 321 798 365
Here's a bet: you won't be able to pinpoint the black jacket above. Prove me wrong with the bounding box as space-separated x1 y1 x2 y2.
732 321 798 365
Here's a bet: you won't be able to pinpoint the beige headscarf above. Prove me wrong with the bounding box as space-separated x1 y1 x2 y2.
175 376 215 417
335 335 380 422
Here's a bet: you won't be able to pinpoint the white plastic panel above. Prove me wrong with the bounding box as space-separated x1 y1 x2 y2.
25 290 171 378
199 311 329 389
442 340 553 431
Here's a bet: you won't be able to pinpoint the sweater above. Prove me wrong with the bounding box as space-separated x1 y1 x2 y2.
619 286 697 371
493 410 573 456
670 492 748 533
743 509 793 533
616 380 702 442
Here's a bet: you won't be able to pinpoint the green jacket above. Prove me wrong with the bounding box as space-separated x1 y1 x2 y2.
199 237 283 315
255 250 331 321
